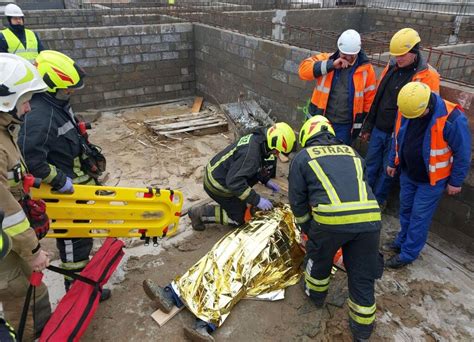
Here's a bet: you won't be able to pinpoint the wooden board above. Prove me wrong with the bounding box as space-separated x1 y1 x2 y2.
191 97 204 114
151 306 184 327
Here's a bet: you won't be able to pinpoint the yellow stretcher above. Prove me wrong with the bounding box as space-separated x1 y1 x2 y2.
30 184 183 241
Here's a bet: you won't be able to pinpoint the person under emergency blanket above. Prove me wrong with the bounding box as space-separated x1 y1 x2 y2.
0 54 51 340
187 122 296 230
18 50 110 301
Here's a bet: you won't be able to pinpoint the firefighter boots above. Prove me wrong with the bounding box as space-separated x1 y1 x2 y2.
188 205 208 231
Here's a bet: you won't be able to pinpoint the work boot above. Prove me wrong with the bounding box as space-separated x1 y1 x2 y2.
381 241 401 254
183 326 215 342
142 279 175 313
188 205 206 231
100 288 111 302
385 254 410 269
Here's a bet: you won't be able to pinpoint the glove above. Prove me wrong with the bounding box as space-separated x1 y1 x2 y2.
20 198 50 240
257 197 273 211
58 177 74 193
265 180 280 192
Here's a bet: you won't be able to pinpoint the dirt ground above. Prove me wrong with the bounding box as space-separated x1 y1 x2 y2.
42 99 474 342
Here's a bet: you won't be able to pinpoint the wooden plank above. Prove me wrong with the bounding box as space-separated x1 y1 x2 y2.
151 118 221 131
191 96 204 114
151 305 184 327
144 112 210 125
156 121 228 135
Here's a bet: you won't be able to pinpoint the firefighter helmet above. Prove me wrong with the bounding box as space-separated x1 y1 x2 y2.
299 115 335 147
266 122 296 154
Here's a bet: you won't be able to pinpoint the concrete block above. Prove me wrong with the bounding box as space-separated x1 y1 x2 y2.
142 53 162 62
162 51 179 60
96 37 120 48
88 27 113 38
164 84 182 92
283 60 299 74
272 69 288 83
239 46 253 59
225 42 240 55
85 48 108 58
106 46 129 56
103 90 124 100
124 88 145 97
221 31 233 42
151 43 171 52
232 34 246 46
73 39 97 49
288 74 306 89
162 34 180 43
181 67 189 75
120 36 141 46
141 35 162 44
174 24 193 33
128 45 151 54
97 56 121 66
120 54 142 64
62 28 88 39
174 42 193 50
40 29 64 40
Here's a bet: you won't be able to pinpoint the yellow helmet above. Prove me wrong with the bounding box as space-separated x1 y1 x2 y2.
397 82 431 119
35 50 85 93
266 122 296 154
390 28 421 56
299 115 335 147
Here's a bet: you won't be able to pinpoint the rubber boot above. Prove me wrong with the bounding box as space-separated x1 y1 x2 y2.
142 279 175 313
183 320 215 342
188 204 214 231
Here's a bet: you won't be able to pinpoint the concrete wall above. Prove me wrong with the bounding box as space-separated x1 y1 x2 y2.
36 23 194 111
16 0 65 10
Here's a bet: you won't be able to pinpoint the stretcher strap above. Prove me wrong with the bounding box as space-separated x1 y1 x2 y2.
47 265 99 288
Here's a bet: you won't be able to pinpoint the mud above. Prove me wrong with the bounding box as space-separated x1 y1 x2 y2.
41 100 473 342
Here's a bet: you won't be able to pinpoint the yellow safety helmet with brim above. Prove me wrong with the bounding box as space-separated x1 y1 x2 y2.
397 82 431 119
35 50 86 93
389 28 421 56
266 122 296 154
0 53 47 113
299 115 335 148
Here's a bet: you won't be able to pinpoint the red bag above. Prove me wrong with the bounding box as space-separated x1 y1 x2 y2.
39 238 124 342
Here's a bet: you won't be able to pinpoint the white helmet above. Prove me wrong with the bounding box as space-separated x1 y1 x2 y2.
4 3 24 17
0 53 47 112
337 29 361 55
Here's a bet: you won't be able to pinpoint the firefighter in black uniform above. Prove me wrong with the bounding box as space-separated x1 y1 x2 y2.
188 122 296 230
288 115 383 341
18 50 109 300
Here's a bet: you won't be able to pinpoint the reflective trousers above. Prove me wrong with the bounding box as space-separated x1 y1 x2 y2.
395 173 446 262
0 251 51 340
304 229 383 340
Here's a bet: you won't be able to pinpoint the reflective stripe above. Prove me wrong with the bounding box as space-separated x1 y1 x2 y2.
430 147 451 156
4 217 30 237
429 159 452 173
43 165 58 183
349 310 375 325
238 187 252 201
2 210 27 229
304 272 330 292
61 260 89 270
313 212 381 225
362 70 367 87
215 206 221 224
295 212 311 224
321 60 328 75
314 200 379 213
353 123 362 129
355 91 364 98
57 121 75 137
348 298 376 315
73 157 92 184
316 74 330 93
308 159 341 204
364 85 376 92
64 240 75 263
354 158 367 202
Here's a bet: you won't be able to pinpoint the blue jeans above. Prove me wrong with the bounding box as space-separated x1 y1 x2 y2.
365 127 394 204
395 173 446 262
332 122 353 145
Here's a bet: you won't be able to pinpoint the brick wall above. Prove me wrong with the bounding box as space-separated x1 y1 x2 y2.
37 23 194 111
16 0 65 10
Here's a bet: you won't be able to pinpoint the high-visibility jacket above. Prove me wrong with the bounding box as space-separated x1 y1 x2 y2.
1 28 39 62
298 50 377 136
390 94 471 186
288 135 381 234
362 55 440 134
18 93 94 189
204 130 272 206
0 114 40 263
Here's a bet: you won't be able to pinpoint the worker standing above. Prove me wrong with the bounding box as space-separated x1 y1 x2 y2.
361 28 440 208
0 4 45 62
298 29 377 145
18 50 110 300
188 123 296 230
289 115 383 341
0 53 51 340
385 82 471 268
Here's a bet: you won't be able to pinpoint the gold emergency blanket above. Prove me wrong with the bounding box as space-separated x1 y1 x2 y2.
172 205 304 327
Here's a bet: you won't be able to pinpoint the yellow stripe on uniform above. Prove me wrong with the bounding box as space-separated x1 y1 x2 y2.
353 158 367 202
308 159 340 204
312 212 381 225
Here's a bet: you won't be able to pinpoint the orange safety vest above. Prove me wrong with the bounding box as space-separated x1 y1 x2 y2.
378 62 440 94
394 100 460 186
299 53 377 130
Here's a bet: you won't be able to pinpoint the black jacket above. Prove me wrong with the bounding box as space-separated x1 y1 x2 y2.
204 130 272 206
288 134 381 234
18 93 92 189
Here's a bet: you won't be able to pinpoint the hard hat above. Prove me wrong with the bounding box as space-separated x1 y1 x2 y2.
389 28 421 56
299 115 335 147
4 3 24 17
266 122 296 154
35 50 86 93
0 211 12 261
337 29 361 55
397 82 431 119
0 53 47 112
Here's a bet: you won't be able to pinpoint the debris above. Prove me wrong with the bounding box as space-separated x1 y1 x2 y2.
191 96 204 114
221 100 275 136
